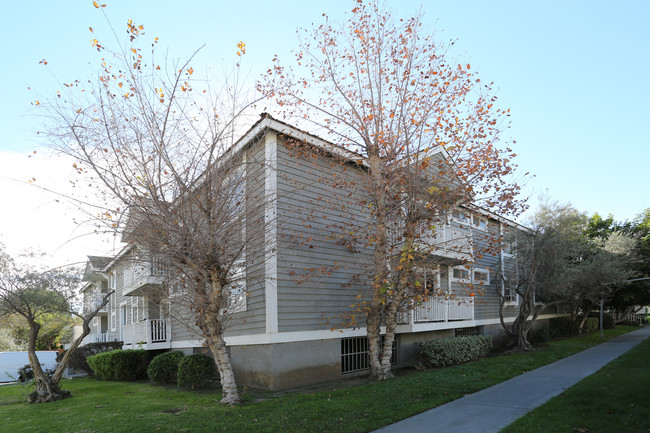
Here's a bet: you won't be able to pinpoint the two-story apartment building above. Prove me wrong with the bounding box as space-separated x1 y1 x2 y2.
81 114 563 390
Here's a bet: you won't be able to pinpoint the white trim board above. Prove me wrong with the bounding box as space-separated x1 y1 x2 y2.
168 313 568 347
264 131 279 334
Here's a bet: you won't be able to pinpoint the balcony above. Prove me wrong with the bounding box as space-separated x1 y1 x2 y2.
83 295 109 315
419 224 473 263
123 319 171 349
389 223 473 264
82 332 119 345
123 256 167 296
400 296 474 324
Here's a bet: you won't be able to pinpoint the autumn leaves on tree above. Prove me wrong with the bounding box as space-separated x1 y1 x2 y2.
35 0 525 402
259 1 523 380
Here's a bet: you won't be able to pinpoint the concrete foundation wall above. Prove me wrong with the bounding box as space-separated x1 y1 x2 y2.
230 339 341 390
396 329 455 366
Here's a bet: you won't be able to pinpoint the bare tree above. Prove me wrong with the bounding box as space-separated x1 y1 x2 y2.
37 12 262 404
260 1 524 379
0 250 111 403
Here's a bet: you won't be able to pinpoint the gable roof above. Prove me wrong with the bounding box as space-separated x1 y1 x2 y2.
87 256 113 270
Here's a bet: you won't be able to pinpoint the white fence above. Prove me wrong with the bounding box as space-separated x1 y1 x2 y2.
0 351 58 383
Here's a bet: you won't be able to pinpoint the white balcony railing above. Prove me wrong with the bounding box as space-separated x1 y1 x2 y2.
84 295 108 314
389 223 473 262
421 224 473 262
124 256 167 295
400 296 474 324
123 319 170 347
82 332 119 345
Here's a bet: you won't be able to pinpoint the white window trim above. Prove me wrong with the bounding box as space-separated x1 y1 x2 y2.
110 311 116 331
472 214 488 231
227 259 247 314
450 209 472 225
451 266 471 284
413 266 441 294
472 268 490 285
500 277 519 306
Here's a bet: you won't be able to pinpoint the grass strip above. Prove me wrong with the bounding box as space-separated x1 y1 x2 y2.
500 335 650 433
0 326 638 433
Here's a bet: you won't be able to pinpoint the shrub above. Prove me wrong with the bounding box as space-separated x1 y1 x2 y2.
549 317 579 338
617 319 639 326
56 341 123 374
147 351 185 384
529 321 550 344
417 335 493 368
87 349 150 381
17 364 55 382
581 317 599 334
589 312 614 329
177 354 217 389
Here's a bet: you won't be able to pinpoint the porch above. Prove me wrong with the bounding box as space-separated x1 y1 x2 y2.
123 318 171 350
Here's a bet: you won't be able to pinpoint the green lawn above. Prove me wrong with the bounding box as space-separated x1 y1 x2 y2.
0 326 639 433
501 336 650 433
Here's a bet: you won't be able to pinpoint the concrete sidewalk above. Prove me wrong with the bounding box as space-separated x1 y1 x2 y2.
374 326 650 433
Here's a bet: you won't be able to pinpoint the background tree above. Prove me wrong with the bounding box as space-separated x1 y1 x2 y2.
588 209 650 317
38 7 262 404
1 311 75 350
0 249 111 403
260 0 524 379
499 204 635 350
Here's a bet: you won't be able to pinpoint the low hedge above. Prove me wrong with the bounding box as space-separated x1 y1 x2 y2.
581 317 599 334
417 335 493 368
147 351 185 384
529 321 551 344
589 311 614 329
56 341 123 374
87 349 151 381
549 317 580 338
177 354 217 389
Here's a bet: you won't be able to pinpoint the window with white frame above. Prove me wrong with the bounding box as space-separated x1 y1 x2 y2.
109 271 116 291
131 297 139 323
500 276 518 305
227 261 247 313
451 209 471 224
472 268 490 285
451 266 471 283
472 214 488 231
414 267 440 294
502 239 515 257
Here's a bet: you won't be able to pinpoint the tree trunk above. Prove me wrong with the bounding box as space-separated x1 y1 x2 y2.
206 335 240 405
26 322 70 403
202 274 240 405
366 309 384 381
512 290 534 351
577 304 593 333
366 150 390 381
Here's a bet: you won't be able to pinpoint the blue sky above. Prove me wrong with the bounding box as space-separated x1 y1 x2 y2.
0 0 649 264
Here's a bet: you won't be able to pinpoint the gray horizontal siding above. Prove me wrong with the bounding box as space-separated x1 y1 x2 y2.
276 138 373 332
